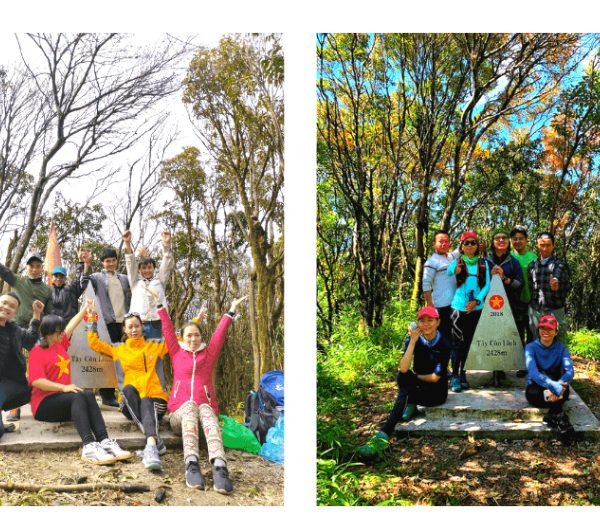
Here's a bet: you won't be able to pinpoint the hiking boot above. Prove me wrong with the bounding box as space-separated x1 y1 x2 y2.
81 442 116 465
101 396 119 408
401 403 417 421
212 464 233 494
460 373 470 390
451 375 462 393
555 412 575 445
156 436 167 455
141 443 162 471
516 369 528 378
543 410 560 428
356 431 389 458
100 438 134 461
185 460 205 489
6 408 20 422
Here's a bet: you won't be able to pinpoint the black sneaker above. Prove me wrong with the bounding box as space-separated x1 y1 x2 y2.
185 460 205 489
555 412 575 445
212 464 233 494
543 411 560 428
101 397 119 408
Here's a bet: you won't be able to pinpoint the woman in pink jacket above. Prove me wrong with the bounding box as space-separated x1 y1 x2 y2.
148 288 246 493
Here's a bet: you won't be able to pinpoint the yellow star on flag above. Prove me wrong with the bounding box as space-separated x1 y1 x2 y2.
55 354 70 378
489 295 504 310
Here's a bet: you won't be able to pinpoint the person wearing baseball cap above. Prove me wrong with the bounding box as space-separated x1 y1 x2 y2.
0 253 53 327
357 306 451 458
524 314 576 444
447 231 490 393
50 250 92 323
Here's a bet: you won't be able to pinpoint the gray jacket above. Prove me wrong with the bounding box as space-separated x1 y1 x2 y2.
89 271 131 325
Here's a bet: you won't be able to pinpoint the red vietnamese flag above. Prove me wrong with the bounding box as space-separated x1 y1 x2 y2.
45 222 62 285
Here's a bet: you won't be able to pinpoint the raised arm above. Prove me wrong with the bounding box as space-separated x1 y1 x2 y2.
206 296 248 361
123 230 138 286
64 298 93 339
147 287 180 357
158 230 175 286
0 261 17 287
85 304 116 359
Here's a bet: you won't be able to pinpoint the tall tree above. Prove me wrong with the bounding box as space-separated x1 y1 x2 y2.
1 33 186 270
182 34 284 386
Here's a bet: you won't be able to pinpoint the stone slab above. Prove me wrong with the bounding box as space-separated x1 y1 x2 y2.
394 371 600 440
0 401 182 452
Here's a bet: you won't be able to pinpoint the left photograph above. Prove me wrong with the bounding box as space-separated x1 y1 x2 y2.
0 33 284 506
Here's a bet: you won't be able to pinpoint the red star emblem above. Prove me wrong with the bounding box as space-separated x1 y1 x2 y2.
489 295 504 310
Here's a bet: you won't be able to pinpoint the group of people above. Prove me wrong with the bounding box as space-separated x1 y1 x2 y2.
0 229 246 494
358 226 575 457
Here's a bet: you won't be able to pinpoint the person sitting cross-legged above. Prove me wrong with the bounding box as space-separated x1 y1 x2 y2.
28 300 132 465
357 306 451 458
524 314 576 445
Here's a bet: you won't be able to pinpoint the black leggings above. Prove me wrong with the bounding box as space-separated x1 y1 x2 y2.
35 391 108 446
451 308 482 376
525 381 570 414
0 378 31 438
120 385 167 439
381 370 448 436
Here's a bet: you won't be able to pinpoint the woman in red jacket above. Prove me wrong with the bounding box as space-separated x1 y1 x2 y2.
148 288 246 493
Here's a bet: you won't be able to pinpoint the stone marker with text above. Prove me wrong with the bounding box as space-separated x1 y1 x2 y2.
464 274 526 371
69 284 117 388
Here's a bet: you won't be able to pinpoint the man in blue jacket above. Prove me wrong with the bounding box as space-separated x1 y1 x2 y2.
525 314 575 444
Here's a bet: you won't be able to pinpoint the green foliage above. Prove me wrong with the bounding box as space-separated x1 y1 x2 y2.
567 328 600 361
316 458 364 506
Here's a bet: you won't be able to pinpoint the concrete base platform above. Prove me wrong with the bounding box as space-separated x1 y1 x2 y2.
0 400 182 452
395 371 600 440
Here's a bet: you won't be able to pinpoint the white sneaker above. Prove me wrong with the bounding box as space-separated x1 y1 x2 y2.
100 438 134 461
81 441 116 465
141 443 162 471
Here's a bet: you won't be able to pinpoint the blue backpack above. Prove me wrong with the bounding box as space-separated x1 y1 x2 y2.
244 370 284 444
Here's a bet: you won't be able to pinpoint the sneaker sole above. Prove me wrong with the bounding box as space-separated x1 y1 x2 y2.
81 455 117 466
143 461 163 471
213 486 232 495
112 452 135 461
186 480 205 490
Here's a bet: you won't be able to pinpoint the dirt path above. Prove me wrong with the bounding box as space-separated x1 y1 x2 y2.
0 448 283 506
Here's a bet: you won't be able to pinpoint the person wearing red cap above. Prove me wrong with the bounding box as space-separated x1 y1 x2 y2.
357 306 451 458
524 314 575 444
447 231 490 392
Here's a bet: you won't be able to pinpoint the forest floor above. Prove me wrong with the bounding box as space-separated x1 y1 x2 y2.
0 447 283 506
319 356 600 506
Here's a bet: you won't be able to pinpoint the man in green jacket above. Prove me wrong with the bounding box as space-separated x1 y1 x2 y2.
0 253 53 326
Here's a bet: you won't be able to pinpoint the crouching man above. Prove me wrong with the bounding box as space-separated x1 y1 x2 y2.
0 293 43 439
525 314 576 445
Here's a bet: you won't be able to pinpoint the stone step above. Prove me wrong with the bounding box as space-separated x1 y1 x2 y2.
393 371 600 440
0 402 182 452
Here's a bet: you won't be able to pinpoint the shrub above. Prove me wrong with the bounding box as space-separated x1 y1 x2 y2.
567 328 600 361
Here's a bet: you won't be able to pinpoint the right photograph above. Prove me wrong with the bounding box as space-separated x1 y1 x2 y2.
317 33 600 506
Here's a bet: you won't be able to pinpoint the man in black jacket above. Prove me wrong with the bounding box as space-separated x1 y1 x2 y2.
0 293 43 439
50 250 92 322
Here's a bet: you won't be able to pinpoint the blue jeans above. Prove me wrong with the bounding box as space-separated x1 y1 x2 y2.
143 321 162 339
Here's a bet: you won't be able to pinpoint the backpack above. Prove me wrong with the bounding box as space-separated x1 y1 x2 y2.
244 370 284 444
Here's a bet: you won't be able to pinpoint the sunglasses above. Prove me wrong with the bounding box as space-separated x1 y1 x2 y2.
124 312 141 320
463 240 478 246
493 236 508 241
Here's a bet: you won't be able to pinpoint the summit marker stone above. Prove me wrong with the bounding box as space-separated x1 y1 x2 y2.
69 285 117 388
464 274 525 371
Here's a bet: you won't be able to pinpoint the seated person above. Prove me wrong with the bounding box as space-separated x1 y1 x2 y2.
525 314 575 444
28 300 132 464
357 306 451 457
0 294 42 439
85 301 169 471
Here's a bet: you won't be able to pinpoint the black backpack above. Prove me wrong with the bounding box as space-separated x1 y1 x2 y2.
244 386 282 445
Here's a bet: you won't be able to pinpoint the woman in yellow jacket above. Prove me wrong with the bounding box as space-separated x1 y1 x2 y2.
85 301 168 471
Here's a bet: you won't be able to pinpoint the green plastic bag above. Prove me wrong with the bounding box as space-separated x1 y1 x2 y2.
219 414 262 454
